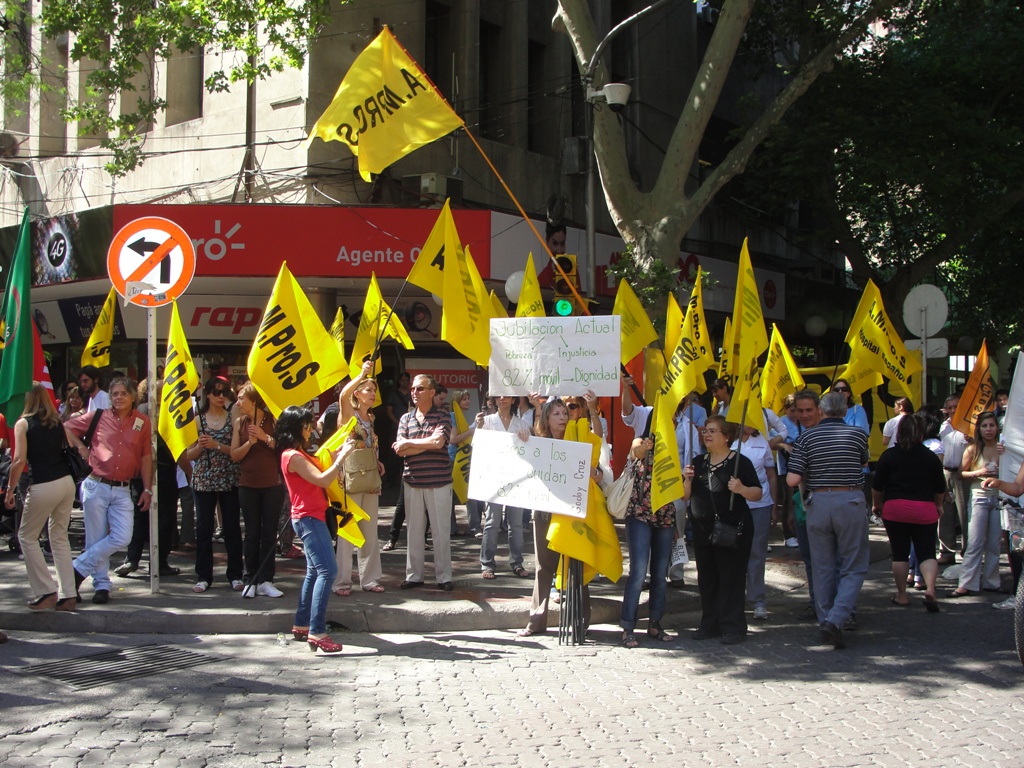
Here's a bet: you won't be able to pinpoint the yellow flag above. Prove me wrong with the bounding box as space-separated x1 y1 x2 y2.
731 239 769 374
612 281 657 366
328 307 346 353
316 417 371 546
157 301 200 461
348 273 414 379
726 358 769 436
660 272 716 412
441 245 492 366
248 262 349 417
952 340 996 435
842 280 921 403
664 293 684 361
81 286 118 368
761 323 805 414
451 402 472 503
515 253 545 319
650 392 686 511
718 317 734 387
489 290 508 319
547 426 623 585
408 199 458 298
306 26 464 181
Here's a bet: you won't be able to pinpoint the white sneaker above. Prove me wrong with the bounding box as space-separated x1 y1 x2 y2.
752 604 769 621
784 537 799 548
993 597 1016 610
257 581 284 598
241 583 256 599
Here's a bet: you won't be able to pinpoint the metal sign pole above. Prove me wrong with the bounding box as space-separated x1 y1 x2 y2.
148 306 160 594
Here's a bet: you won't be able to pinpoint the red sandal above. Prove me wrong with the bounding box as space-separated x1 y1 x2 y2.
308 635 344 655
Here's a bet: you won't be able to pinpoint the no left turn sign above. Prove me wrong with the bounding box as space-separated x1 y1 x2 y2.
107 216 196 307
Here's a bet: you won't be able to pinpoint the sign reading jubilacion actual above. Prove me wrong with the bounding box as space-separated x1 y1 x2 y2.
487 316 621 397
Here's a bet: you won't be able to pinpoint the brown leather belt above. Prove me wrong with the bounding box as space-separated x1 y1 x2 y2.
813 485 860 492
89 474 132 488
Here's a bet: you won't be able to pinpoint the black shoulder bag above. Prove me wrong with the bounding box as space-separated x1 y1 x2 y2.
64 410 103 484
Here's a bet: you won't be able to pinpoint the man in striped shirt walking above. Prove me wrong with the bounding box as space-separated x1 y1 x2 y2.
786 391 870 649
393 374 454 591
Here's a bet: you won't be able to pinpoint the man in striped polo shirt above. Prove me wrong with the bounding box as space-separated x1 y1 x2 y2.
393 374 454 591
786 391 870 649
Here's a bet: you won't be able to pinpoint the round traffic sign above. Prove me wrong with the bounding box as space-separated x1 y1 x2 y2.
902 284 948 338
107 216 196 308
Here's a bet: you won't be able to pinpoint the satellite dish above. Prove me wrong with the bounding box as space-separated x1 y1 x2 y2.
902 284 948 338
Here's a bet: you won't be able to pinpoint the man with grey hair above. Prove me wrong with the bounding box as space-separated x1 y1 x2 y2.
786 390 870 649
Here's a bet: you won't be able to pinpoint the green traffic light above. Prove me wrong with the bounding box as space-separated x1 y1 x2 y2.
554 298 574 316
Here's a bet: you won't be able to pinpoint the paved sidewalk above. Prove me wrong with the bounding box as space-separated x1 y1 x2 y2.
0 503 894 636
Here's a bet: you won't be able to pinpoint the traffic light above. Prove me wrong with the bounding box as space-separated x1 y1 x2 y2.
552 254 579 316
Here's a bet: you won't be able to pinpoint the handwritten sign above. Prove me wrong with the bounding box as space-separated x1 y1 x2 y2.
467 431 591 518
488 316 621 396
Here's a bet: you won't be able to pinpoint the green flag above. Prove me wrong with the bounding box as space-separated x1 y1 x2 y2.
0 210 33 424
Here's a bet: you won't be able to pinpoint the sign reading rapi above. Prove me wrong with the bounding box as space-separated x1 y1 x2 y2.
487 316 621 396
467 431 591 518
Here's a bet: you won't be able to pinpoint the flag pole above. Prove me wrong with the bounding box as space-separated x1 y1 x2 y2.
730 360 756 512
462 128 590 319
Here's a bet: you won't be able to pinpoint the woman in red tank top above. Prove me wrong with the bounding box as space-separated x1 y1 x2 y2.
276 406 355 656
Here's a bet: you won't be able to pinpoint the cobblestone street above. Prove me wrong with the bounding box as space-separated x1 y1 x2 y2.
1 561 1021 768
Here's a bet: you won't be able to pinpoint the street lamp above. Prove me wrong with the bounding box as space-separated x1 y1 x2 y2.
583 0 677 297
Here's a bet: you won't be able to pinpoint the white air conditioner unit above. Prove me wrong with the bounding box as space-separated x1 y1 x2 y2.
401 173 464 206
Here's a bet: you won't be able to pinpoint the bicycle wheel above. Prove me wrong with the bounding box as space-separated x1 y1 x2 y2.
1015 570 1024 667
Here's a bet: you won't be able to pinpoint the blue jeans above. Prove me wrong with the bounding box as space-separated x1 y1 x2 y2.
292 516 338 635
480 503 525 572
620 517 674 631
74 478 135 593
806 490 869 626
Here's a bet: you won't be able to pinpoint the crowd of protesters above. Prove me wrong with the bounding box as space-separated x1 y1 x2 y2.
0 362 1018 653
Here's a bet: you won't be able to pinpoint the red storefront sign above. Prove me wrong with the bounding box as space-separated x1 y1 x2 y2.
114 204 492 280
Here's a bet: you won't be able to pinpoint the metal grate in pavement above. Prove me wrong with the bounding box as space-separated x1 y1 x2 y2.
19 644 221 689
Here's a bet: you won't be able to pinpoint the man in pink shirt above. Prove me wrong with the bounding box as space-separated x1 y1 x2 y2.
65 376 153 604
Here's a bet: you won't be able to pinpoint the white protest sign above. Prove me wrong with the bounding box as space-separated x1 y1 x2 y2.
468 430 591 518
488 315 621 396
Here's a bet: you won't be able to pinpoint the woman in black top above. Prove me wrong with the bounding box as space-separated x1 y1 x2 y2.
873 414 948 611
3 384 77 611
683 415 763 644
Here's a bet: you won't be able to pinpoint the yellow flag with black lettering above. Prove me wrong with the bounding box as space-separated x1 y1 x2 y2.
842 280 921 402
349 273 414 380
441 245 493 366
408 199 459 298
316 417 371 546
516 253 545 319
650 392 685 511
451 402 473 503
761 323 805 414
306 26 464 181
547 423 623 586
718 316 734 387
329 307 346 353
248 262 349 417
951 340 996 435
81 286 118 368
660 272 716 413
158 301 199 461
613 281 657 366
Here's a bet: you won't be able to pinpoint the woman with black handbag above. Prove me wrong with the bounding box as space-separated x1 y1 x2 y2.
682 415 762 645
332 361 386 596
3 384 77 611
